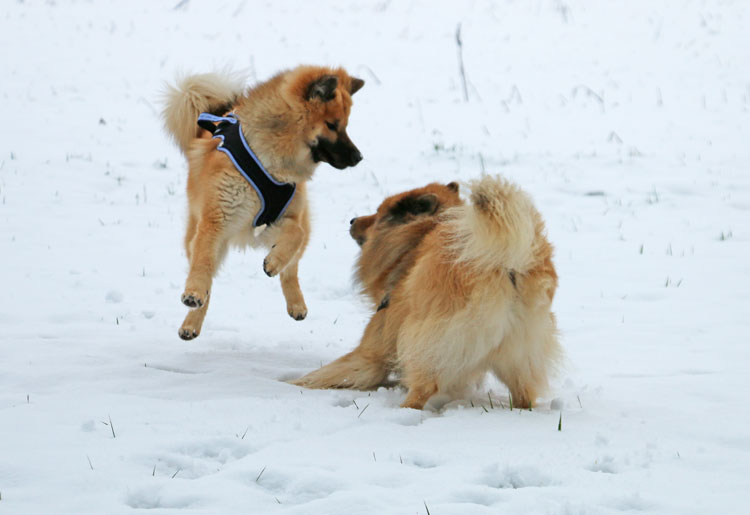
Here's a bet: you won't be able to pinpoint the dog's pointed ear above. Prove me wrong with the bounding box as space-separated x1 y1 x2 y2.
350 77 365 95
388 193 439 223
447 181 459 193
306 75 338 102
416 193 439 215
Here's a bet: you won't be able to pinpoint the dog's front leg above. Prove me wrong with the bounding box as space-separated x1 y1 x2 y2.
262 215 310 320
262 216 305 278
279 260 307 321
401 373 439 410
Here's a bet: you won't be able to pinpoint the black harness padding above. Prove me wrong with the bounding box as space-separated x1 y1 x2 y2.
197 113 296 227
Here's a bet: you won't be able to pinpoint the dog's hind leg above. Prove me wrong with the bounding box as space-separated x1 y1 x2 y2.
184 212 198 260
291 310 392 389
179 295 210 340
490 313 561 409
491 359 540 410
280 260 308 321
182 216 228 311
179 226 229 339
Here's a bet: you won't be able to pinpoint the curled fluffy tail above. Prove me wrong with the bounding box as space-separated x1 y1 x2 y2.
162 70 245 155
448 175 547 274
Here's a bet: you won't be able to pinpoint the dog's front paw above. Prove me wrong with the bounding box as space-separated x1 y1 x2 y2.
181 290 207 309
263 253 285 277
287 302 308 321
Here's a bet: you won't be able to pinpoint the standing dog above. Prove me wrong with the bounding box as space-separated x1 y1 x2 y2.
293 176 562 410
163 66 364 340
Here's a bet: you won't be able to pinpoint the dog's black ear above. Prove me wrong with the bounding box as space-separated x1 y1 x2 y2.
307 75 338 102
388 193 439 223
446 181 459 193
350 77 365 95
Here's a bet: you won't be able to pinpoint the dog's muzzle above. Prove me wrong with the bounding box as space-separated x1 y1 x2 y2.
311 131 363 169
349 217 366 246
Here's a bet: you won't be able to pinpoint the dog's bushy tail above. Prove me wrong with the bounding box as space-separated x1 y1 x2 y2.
448 175 548 274
162 70 245 155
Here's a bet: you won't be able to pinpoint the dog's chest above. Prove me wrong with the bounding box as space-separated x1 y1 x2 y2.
216 172 259 217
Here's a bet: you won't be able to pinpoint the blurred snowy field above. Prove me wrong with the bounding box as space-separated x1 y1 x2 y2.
1 1 749 513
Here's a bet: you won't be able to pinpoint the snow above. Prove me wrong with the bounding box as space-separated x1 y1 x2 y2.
1 0 749 513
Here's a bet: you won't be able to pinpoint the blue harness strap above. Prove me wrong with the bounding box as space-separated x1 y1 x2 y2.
197 113 296 227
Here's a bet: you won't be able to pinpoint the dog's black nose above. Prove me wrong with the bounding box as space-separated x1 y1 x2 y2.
351 150 363 165
350 217 356 225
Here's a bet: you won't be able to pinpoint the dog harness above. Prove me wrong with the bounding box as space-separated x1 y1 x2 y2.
197 113 296 227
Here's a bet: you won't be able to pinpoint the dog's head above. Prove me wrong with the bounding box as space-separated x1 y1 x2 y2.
351 181 463 304
350 182 462 246
285 67 365 170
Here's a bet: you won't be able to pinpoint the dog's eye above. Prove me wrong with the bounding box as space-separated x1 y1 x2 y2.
325 121 337 131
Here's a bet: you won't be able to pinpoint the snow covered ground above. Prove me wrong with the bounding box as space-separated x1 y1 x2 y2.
2 0 749 513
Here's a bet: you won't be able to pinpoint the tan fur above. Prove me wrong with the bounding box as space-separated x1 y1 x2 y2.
291 182 462 389
293 176 562 410
353 182 463 307
162 65 363 339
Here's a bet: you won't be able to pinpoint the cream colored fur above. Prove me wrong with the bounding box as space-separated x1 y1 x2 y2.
398 176 561 408
448 177 540 273
292 176 562 410
162 70 246 154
